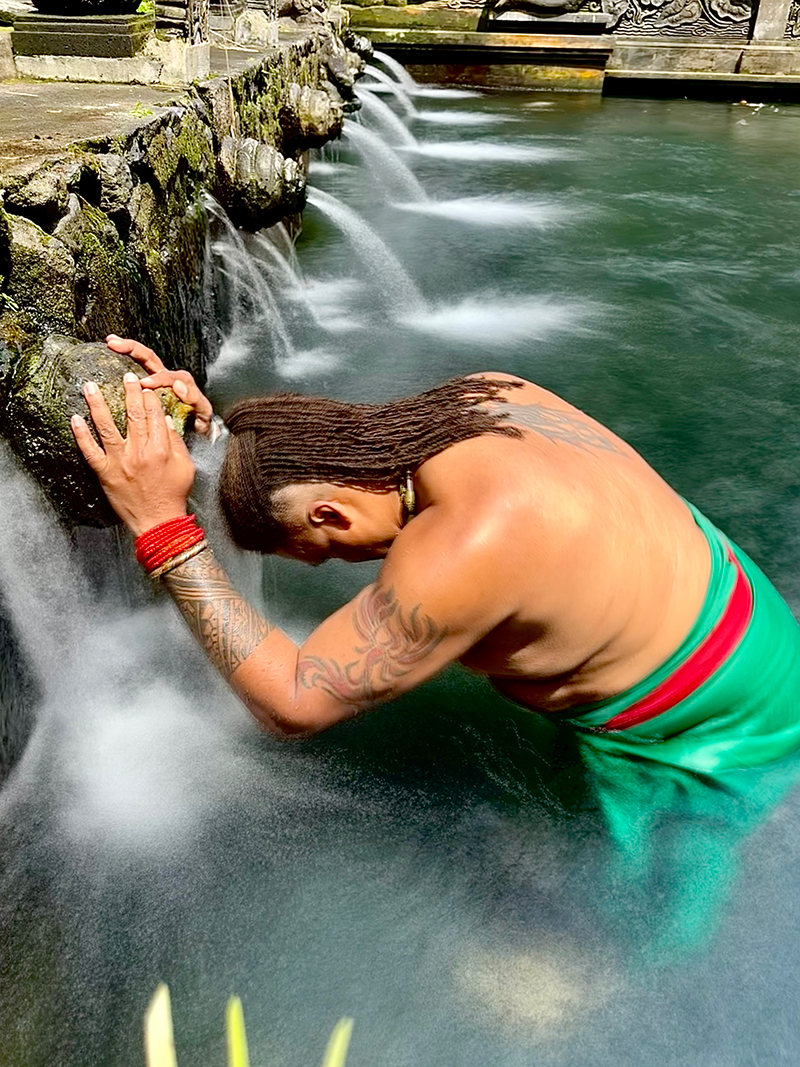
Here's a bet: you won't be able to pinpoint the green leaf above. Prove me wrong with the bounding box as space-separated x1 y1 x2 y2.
321 1018 354 1067
144 984 178 1067
226 996 250 1067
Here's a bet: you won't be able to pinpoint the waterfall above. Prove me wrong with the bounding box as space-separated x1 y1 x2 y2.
343 121 427 203
371 49 419 91
362 65 417 117
357 88 417 147
306 187 426 315
204 197 298 378
370 49 481 100
260 220 300 275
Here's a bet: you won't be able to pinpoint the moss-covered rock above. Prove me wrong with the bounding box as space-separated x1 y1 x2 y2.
0 335 192 527
5 214 77 335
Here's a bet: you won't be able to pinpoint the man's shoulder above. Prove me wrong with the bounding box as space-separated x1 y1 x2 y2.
378 506 522 631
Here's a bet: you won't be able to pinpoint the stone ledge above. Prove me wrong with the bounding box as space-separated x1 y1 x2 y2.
12 12 155 59
609 38 800 76
358 26 615 49
13 38 212 85
606 67 800 80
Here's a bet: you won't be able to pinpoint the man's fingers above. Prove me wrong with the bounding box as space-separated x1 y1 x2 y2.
83 382 124 452
70 414 109 473
123 372 147 446
165 415 192 460
137 369 214 434
143 387 168 449
137 370 176 390
106 335 165 374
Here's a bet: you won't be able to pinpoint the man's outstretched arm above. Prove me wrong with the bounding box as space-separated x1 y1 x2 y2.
71 374 483 736
159 543 471 736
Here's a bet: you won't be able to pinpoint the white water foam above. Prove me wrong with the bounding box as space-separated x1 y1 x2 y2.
275 347 346 379
408 87 483 100
405 142 579 163
415 110 515 127
402 295 592 346
394 196 576 229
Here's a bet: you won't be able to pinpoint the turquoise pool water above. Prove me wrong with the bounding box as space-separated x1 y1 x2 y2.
0 85 798 1067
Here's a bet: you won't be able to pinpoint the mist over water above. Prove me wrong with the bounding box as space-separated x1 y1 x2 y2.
1 73 799 1067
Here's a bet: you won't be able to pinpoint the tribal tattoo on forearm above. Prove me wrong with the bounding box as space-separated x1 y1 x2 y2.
493 403 626 455
163 549 271 679
298 584 446 708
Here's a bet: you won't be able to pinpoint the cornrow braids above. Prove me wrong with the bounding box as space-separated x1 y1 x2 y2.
218 375 524 553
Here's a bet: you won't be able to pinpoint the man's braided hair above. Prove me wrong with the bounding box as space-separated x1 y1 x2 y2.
218 375 524 553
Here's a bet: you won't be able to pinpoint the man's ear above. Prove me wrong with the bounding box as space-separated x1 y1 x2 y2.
309 502 351 530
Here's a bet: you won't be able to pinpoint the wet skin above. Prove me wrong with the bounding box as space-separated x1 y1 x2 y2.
72 348 711 738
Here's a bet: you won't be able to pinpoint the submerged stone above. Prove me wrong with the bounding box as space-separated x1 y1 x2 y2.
0 335 192 528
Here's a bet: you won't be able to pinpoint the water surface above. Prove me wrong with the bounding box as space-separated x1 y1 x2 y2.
1 87 799 1067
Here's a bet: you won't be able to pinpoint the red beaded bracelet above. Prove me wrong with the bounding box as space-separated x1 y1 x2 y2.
135 515 206 574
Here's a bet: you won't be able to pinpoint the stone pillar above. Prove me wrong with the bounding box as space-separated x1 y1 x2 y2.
186 0 209 43
750 0 792 38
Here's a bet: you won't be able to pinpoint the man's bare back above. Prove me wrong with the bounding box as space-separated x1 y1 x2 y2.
378 373 713 713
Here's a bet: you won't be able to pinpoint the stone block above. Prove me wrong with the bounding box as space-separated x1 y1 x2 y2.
738 45 795 72
156 1 187 31
12 34 209 83
0 26 15 77
12 11 154 58
611 42 740 73
13 51 162 81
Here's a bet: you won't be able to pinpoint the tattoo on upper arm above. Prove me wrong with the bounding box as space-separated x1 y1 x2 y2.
494 403 625 455
163 549 271 679
298 585 446 708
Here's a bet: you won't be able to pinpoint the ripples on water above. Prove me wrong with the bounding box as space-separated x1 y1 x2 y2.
1 73 799 1067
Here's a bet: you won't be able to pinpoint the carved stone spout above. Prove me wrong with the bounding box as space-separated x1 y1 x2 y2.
0 335 192 528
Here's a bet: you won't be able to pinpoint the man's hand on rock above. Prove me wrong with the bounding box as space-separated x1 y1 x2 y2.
71 374 196 538
106 334 215 436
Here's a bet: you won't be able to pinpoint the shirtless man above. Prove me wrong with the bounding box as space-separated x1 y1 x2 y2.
71 337 800 777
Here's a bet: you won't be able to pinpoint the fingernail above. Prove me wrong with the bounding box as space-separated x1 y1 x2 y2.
71 414 84 427
173 380 188 397
107 334 119 340
84 381 97 395
139 376 153 385
123 372 138 383
165 415 175 430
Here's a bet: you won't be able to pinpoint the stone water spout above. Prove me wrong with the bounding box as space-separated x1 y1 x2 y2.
0 335 192 528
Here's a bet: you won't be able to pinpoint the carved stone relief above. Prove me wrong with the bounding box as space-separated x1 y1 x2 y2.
786 0 800 34
610 0 753 37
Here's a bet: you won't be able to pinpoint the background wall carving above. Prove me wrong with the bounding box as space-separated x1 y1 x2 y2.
611 0 753 38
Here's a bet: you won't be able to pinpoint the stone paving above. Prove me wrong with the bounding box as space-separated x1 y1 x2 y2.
0 32 282 180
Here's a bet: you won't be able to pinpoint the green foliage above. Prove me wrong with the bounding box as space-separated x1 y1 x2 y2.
131 102 155 118
137 0 155 12
144 985 354 1067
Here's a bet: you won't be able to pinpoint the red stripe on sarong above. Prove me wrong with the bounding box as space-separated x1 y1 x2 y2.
596 549 753 732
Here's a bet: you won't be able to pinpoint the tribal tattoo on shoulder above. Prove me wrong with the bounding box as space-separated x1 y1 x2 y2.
163 549 271 679
493 403 626 455
298 584 446 708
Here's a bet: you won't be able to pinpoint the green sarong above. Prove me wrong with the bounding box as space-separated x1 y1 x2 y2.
565 503 800 777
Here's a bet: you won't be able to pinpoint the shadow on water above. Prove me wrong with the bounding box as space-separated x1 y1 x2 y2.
1 68 799 1067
